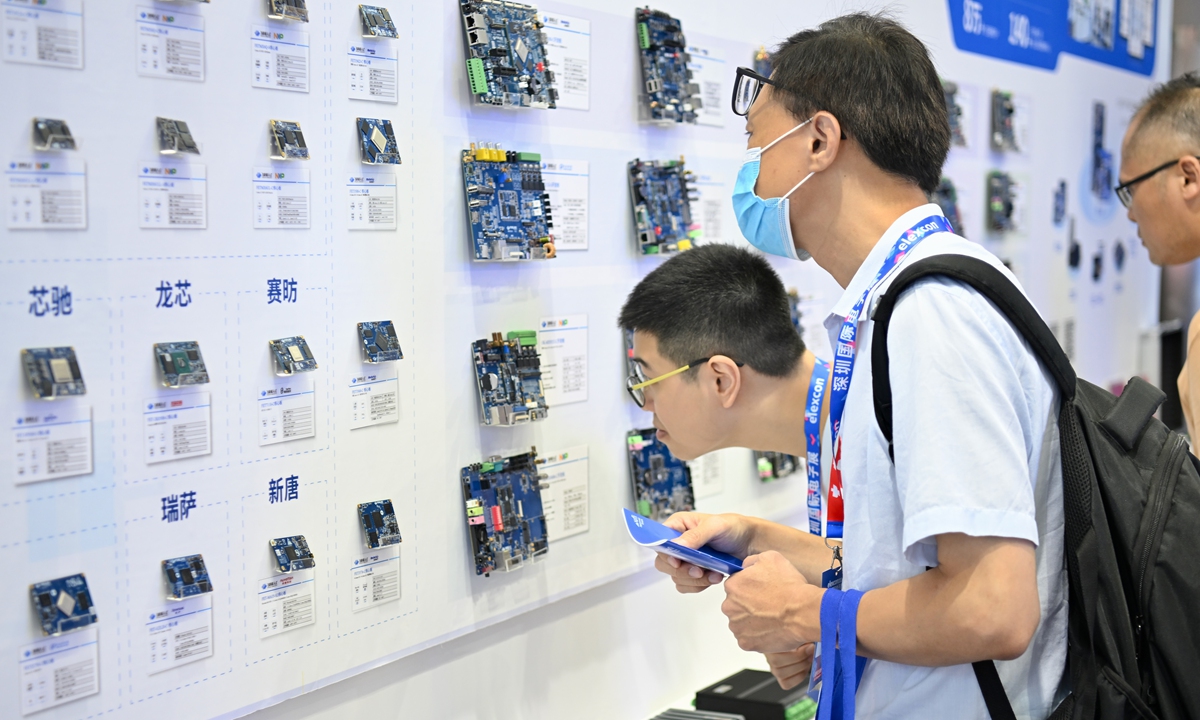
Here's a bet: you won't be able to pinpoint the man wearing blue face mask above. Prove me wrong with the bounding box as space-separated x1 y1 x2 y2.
639 12 1067 720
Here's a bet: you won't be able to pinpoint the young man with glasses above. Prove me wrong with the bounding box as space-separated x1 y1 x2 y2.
1117 73 1200 438
627 13 1066 718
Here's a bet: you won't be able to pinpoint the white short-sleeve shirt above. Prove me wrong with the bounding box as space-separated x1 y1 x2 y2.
822 204 1067 719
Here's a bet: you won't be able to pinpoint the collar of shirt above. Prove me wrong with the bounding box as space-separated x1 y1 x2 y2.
822 202 947 336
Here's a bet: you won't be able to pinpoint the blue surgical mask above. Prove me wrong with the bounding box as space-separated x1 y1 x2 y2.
732 118 815 261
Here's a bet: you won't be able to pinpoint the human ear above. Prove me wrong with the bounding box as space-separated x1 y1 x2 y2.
1179 156 1200 202
808 112 842 171
709 357 743 409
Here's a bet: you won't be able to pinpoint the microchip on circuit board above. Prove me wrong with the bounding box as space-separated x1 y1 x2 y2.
359 5 397 38
162 554 214 600
627 157 698 255
157 117 200 155
357 499 402 548
459 0 557 110
22 346 86 399
269 535 316 573
356 118 401 165
30 573 97 636
461 448 549 576
32 118 76 151
635 7 701 125
627 428 694 521
269 336 318 375
153 340 210 387
461 142 555 261
357 321 403 363
266 0 308 22
269 120 309 160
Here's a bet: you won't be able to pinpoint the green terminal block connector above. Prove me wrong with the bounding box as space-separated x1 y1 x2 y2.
637 22 650 50
466 58 489 95
516 151 542 163
507 330 538 347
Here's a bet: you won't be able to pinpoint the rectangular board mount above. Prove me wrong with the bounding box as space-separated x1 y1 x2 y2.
462 143 554 261
635 7 701 125
627 428 695 521
30 573 97 636
461 448 549 576
628 157 697 255
270 535 316 573
22 346 86 399
357 499 402 548
162 554 214 600
154 340 210 387
459 0 557 109
472 330 547 426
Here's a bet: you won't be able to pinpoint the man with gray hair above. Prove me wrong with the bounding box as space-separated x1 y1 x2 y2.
1118 73 1200 437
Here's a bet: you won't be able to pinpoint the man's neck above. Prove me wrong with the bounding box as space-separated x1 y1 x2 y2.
800 171 931 288
731 350 824 457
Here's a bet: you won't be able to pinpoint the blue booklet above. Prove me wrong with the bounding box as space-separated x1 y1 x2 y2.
622 508 744 575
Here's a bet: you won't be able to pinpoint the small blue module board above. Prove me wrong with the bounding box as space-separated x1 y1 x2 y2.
30 573 97 636
627 429 695 522
635 7 700 125
754 451 800 482
462 143 554 261
358 499 402 549
269 535 316 573
153 340 209 388
627 157 698 255
472 330 548 426
21 346 86 399
357 320 403 363
461 448 549 576
459 0 556 109
162 554 213 600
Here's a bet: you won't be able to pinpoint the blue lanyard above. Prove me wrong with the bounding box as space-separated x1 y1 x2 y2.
827 215 951 445
805 360 829 536
816 588 866 720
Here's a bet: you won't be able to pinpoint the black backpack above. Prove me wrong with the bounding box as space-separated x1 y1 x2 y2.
869 255 1200 720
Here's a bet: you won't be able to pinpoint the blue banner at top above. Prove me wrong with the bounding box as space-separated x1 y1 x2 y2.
947 0 1157 76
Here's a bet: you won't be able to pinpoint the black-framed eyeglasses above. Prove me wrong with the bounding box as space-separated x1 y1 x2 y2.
732 66 776 116
625 356 744 408
1114 157 1191 208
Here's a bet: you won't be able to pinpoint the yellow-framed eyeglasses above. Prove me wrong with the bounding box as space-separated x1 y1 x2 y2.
625 356 744 408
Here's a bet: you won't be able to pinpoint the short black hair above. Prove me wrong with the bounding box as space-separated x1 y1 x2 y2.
769 13 949 194
1130 72 1200 155
618 245 805 378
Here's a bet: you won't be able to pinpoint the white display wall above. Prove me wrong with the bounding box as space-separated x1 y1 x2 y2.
0 0 1172 719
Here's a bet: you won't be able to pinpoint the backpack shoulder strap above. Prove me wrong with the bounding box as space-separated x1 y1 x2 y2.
870 254 1077 453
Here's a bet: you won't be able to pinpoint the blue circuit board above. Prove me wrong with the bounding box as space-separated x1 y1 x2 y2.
460 0 556 109
1053 180 1068 226
359 5 397 39
754 451 800 482
358 499 402 548
162 554 213 600
461 449 549 576
933 177 965 237
753 46 772 78
30 573 96 636
472 331 547 426
1091 103 1113 201
943 80 966 147
357 118 401 165
358 321 403 363
269 336 318 375
269 535 316 573
990 90 1018 151
22 346 86 399
154 340 209 388
627 429 694 521
462 144 554 261
628 157 698 255
635 7 700 125
987 171 1016 233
